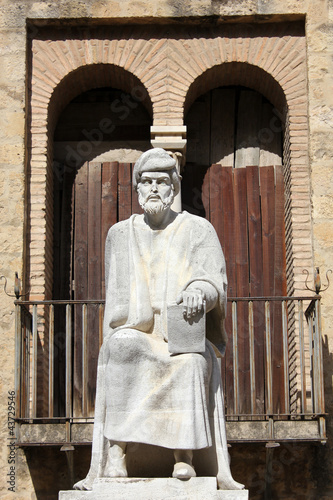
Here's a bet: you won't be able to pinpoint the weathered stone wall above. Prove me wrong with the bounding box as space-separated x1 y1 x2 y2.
308 2 333 498
0 1 332 498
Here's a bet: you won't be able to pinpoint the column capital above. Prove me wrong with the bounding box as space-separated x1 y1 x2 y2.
150 126 187 154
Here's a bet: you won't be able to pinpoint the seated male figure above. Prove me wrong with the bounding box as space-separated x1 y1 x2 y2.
74 148 243 491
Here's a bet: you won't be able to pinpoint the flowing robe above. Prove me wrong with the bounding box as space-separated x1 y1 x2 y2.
81 211 243 490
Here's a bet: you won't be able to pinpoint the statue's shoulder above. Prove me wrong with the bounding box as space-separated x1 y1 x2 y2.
106 215 138 241
109 218 130 231
181 211 216 231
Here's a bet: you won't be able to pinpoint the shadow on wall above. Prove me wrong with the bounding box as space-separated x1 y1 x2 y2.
22 439 331 499
313 334 333 497
24 443 233 498
24 446 90 500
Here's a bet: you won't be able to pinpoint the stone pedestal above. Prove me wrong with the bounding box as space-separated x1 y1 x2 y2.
59 477 249 500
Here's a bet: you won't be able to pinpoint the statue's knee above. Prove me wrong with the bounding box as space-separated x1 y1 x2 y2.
107 330 148 362
186 351 208 369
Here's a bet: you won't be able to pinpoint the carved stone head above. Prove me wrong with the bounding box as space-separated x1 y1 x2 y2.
133 148 181 196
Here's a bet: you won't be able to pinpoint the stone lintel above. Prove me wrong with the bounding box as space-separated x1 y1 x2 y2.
59 477 249 500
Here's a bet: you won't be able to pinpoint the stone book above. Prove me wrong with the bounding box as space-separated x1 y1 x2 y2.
167 302 206 354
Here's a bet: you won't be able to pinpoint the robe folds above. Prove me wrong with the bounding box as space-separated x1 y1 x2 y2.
81 211 244 491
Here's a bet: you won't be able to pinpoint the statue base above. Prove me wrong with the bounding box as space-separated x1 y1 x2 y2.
59 477 249 499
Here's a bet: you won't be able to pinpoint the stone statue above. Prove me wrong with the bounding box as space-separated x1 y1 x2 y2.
74 148 244 491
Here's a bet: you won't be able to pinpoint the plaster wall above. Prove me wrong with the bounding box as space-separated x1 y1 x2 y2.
0 1 332 499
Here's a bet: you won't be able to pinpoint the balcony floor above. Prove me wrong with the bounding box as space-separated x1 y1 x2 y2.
16 418 326 447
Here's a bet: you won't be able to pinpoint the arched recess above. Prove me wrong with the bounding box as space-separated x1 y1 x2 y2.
48 63 153 140
52 85 151 302
182 62 291 285
34 64 152 301
26 25 311 417
184 62 287 120
182 66 291 417
30 64 152 416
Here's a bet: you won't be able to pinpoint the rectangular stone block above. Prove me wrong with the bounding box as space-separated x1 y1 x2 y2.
167 302 206 353
59 477 249 500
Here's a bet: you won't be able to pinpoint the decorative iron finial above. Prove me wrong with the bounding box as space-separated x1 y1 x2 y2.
14 272 22 299
0 273 31 299
303 268 332 294
314 267 321 294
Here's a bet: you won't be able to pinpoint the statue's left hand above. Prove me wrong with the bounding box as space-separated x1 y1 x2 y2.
176 289 205 320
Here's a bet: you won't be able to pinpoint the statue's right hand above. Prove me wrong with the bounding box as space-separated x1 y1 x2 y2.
176 289 205 320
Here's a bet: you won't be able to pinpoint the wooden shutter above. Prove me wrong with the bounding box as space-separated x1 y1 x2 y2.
183 163 287 416
72 161 142 416
184 86 286 417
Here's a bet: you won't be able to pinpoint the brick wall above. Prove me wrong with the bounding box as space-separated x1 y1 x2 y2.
27 21 312 301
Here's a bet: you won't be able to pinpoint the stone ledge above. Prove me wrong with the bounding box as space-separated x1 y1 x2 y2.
59 477 249 500
17 419 324 445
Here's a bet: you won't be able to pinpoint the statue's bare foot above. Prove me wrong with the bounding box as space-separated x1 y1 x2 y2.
172 461 196 480
104 455 128 477
104 441 128 478
173 449 196 480
73 476 94 491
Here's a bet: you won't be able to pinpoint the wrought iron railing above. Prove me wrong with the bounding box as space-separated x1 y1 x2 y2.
14 296 326 442
222 297 325 421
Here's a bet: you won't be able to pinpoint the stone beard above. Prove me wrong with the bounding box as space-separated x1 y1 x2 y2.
138 190 175 214
73 148 244 492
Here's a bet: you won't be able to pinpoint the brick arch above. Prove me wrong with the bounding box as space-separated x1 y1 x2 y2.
30 62 153 299
30 25 307 128
174 35 310 297
183 62 287 119
48 63 153 139
151 27 307 126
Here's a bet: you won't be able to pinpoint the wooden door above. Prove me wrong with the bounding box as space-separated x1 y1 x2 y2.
182 163 287 416
184 87 287 417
